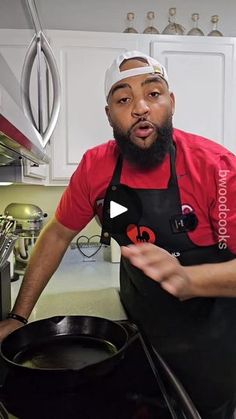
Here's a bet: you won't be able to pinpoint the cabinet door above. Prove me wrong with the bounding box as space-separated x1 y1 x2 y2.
48 31 142 183
0 29 48 182
150 36 236 153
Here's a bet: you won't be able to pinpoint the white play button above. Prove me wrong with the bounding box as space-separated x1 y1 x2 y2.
110 201 128 219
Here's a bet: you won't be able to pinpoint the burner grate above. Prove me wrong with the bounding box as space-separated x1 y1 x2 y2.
0 402 8 419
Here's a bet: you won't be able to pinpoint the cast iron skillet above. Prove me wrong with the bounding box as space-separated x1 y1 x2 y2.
0 315 132 390
0 315 201 419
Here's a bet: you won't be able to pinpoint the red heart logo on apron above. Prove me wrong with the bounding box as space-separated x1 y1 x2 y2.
126 224 156 244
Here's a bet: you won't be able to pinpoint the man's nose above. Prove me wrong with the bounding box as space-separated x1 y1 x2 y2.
131 98 150 118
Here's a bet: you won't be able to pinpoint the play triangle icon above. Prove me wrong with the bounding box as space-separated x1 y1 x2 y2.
110 201 128 219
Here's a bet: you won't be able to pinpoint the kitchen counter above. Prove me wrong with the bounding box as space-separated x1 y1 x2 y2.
10 247 127 322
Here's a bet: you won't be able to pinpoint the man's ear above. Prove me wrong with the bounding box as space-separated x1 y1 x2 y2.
105 105 113 128
170 92 175 116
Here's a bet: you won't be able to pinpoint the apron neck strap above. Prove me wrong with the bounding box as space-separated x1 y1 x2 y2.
111 154 123 185
168 141 178 187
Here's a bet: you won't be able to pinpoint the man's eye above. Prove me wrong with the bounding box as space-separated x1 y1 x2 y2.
118 97 130 104
149 91 160 98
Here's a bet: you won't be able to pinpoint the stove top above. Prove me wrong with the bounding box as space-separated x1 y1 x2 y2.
0 323 201 419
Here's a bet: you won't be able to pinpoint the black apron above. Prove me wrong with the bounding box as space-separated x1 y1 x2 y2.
101 143 236 418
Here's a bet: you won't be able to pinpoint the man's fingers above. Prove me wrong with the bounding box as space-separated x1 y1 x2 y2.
121 244 193 299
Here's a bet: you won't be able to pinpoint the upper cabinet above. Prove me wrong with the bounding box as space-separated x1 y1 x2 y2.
48 32 236 184
48 31 143 183
1 30 236 185
149 35 236 154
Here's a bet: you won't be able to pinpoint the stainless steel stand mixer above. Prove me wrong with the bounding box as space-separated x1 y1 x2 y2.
4 203 47 280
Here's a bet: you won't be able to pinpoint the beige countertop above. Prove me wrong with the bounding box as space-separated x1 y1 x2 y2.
11 247 127 322
29 287 127 322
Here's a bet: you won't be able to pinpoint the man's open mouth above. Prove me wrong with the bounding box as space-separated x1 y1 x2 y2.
131 121 155 139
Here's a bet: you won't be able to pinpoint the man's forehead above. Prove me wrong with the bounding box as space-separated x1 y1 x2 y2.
111 74 167 96
117 60 169 90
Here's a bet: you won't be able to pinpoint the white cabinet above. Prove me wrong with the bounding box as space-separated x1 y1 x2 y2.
149 35 236 153
48 32 236 184
3 31 234 184
0 29 48 183
48 31 143 183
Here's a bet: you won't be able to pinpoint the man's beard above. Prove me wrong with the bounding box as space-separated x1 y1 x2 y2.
113 117 173 169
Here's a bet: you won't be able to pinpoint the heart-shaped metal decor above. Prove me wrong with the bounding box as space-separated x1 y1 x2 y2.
76 235 102 259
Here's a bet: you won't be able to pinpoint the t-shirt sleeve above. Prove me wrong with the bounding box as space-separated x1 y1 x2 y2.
209 152 236 254
55 154 95 231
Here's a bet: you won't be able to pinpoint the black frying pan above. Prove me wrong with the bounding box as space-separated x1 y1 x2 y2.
0 315 134 394
0 316 201 419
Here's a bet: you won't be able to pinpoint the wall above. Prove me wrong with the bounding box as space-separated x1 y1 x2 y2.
0 184 101 237
0 0 236 37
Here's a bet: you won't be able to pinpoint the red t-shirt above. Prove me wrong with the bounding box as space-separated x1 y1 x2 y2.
56 128 236 253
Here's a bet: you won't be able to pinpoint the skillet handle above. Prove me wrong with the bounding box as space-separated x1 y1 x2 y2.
117 320 139 337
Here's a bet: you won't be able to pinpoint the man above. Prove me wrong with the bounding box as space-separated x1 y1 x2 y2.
0 51 236 418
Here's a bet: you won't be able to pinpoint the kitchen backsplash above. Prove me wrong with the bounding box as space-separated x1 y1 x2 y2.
0 184 101 237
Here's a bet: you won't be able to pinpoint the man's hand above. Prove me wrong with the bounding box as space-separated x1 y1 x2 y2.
0 318 24 342
121 243 195 300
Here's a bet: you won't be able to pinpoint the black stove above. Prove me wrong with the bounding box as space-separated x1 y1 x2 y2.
0 323 201 419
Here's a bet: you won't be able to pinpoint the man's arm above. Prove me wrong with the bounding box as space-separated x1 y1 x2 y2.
121 243 236 299
184 260 236 298
0 216 79 341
